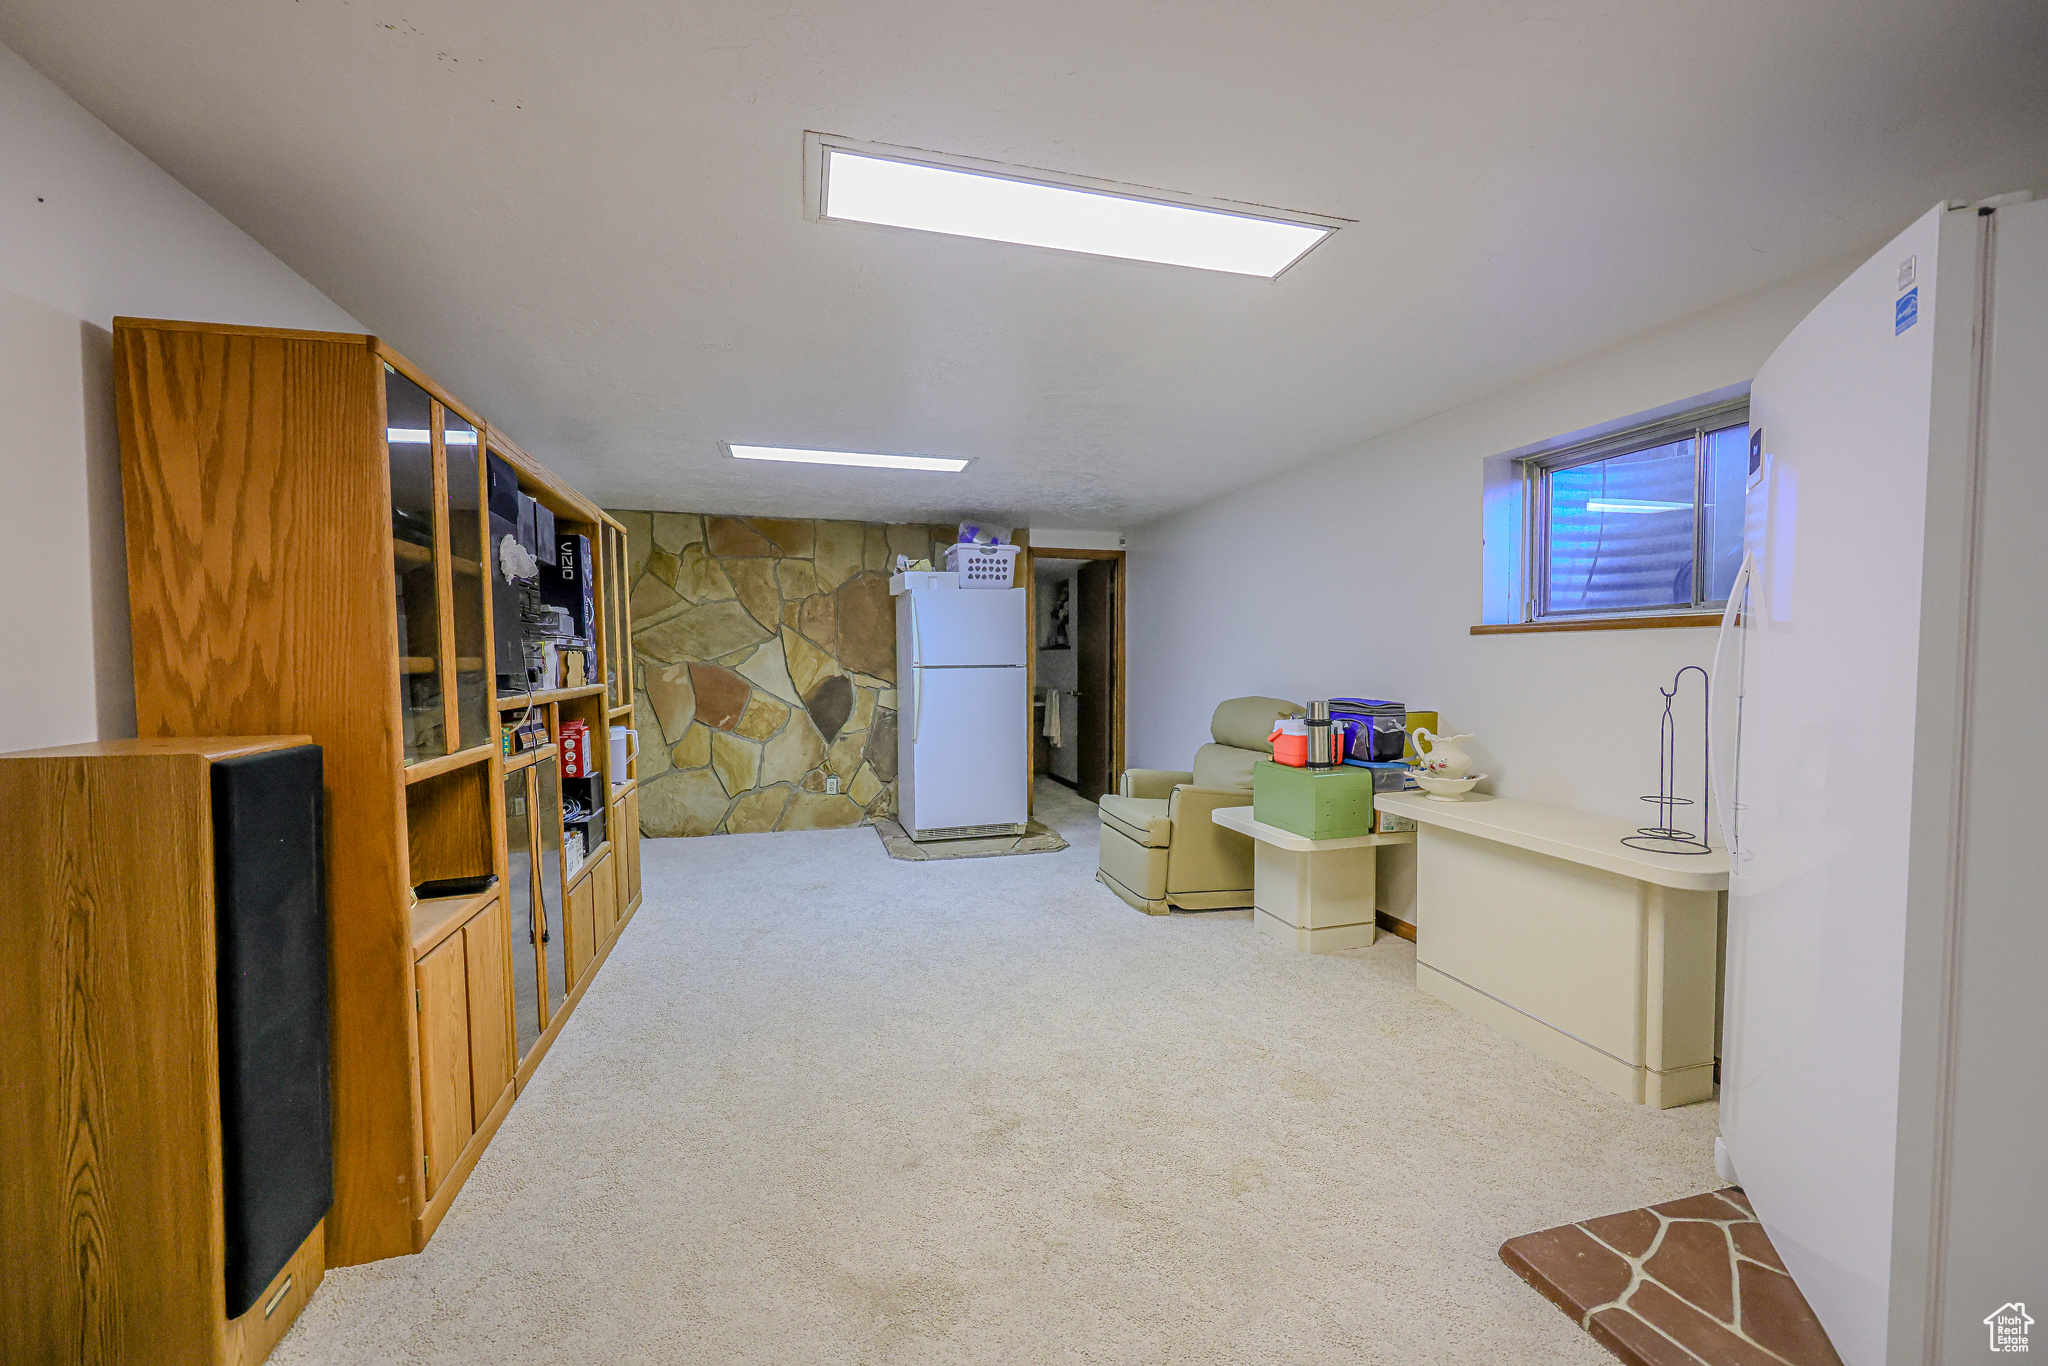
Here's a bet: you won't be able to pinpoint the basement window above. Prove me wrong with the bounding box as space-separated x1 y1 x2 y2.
1525 397 1749 622
1476 386 1751 632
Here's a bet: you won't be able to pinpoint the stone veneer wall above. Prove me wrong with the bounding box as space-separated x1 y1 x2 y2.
610 513 960 837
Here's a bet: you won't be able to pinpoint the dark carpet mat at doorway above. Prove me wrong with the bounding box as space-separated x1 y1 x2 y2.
872 817 1069 861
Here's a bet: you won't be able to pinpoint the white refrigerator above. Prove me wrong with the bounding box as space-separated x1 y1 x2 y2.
1714 197 2045 1364
893 573 1029 840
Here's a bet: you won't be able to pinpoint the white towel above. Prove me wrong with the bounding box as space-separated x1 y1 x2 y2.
1042 690 1063 747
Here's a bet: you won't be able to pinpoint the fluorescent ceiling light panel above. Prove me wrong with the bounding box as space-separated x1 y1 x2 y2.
727 444 969 473
387 428 475 445
1584 499 1693 514
814 139 1340 278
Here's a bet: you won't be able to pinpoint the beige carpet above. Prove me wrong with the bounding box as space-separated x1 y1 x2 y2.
274 780 1720 1365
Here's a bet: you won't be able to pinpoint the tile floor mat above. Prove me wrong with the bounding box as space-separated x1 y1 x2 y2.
873 815 1069 860
1500 1187 1844 1366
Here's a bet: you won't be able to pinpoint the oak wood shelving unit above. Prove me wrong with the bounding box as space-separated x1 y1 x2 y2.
114 318 644 1271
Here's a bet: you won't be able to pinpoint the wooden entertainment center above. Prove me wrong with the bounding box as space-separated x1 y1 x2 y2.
111 318 644 1277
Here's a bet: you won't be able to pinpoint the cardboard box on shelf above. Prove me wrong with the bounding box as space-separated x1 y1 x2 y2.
560 720 593 777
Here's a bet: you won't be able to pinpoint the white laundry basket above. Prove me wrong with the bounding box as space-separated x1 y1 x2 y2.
944 543 1021 588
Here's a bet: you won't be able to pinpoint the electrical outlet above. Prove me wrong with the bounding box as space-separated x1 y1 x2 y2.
825 775 841 795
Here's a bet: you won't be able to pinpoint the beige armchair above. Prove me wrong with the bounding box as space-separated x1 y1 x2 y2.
1095 696 1300 915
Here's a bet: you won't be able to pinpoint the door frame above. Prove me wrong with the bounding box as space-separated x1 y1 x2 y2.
1021 542 1125 809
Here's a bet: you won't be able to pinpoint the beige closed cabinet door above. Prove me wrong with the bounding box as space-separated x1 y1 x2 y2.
624 789 641 904
593 847 614 946
462 901 514 1120
415 935 474 1195
567 873 596 984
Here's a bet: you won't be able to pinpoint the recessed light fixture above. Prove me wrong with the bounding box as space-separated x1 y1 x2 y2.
726 443 970 473
807 133 1345 279
1584 499 1693 514
387 428 476 446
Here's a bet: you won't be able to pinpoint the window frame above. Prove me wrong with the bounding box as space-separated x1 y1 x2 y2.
1519 395 1749 625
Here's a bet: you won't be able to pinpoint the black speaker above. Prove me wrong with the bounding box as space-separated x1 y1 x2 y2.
211 746 332 1318
485 449 520 525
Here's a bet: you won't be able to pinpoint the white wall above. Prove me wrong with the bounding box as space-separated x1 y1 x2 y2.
1127 254 1860 825
0 41 361 753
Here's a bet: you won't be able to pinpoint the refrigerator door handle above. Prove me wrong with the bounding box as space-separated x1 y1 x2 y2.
1709 550 1753 859
910 597 924 742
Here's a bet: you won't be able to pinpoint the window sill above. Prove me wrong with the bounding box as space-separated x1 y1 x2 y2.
1471 613 1721 635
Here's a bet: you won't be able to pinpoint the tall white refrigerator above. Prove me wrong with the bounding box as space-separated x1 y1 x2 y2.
1715 197 2045 1364
893 572 1029 840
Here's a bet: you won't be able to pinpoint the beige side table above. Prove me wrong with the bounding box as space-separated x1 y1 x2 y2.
1210 804 1416 953
1375 791 1728 1108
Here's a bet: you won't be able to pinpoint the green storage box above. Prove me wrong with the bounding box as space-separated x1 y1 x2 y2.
1252 760 1380 840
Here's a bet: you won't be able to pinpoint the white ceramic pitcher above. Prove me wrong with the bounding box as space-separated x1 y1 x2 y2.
1409 727 1475 779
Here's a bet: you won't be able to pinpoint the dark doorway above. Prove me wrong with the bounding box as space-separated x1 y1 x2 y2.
1076 558 1117 802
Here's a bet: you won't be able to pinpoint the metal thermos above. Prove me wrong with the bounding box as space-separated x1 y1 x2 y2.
1306 700 1336 769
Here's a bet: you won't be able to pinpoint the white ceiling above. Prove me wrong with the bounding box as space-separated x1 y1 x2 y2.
5 1 2045 527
